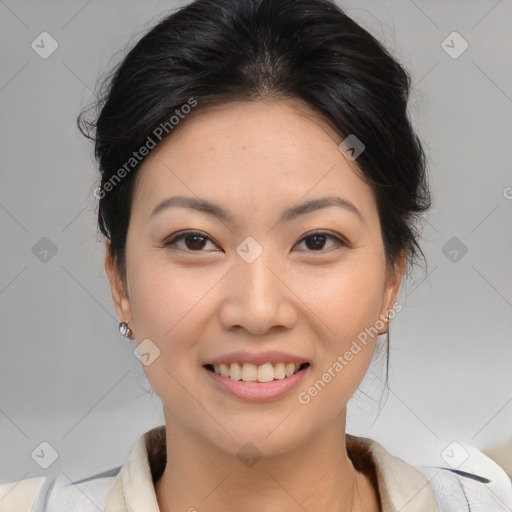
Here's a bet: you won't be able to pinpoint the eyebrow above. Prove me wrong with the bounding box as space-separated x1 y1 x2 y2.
150 195 365 224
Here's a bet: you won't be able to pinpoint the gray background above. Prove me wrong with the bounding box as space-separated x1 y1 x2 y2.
1 0 511 485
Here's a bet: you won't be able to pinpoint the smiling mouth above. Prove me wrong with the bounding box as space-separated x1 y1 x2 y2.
203 362 310 383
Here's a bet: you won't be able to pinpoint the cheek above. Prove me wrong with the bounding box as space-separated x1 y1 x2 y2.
124 258 202 382
126 262 208 412
295 266 384 414
128 252 213 340
298 255 386 341
296 255 386 399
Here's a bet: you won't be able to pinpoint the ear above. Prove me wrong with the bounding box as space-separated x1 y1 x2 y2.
379 249 407 331
104 239 132 323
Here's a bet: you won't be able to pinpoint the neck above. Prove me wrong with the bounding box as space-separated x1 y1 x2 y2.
154 409 379 512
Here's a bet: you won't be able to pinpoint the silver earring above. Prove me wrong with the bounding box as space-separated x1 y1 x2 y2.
119 321 133 339
385 313 390 323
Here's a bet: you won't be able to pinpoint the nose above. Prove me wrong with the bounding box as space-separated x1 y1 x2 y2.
218 249 297 335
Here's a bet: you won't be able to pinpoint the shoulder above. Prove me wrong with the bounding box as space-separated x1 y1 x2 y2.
348 434 512 512
415 442 512 512
0 466 121 512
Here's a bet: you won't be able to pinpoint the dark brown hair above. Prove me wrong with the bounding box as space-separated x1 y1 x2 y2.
78 0 431 389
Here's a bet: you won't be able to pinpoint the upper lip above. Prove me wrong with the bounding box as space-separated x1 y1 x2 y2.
203 351 310 367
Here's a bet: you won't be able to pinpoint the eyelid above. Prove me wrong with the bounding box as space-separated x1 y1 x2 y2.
163 230 220 251
294 230 349 252
297 229 349 245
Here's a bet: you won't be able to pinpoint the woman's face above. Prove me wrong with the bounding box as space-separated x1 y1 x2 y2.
106 98 404 456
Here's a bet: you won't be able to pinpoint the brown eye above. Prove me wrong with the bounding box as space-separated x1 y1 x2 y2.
164 231 218 252
295 231 347 252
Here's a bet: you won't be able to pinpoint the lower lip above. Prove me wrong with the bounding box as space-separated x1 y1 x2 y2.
203 365 310 402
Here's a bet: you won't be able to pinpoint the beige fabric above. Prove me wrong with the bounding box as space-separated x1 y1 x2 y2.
367 439 439 511
104 426 439 512
104 428 161 512
0 476 46 512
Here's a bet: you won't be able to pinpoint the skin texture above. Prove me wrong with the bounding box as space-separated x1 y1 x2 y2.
105 98 406 512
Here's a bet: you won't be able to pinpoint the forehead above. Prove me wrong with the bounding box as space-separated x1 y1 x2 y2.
131 99 376 224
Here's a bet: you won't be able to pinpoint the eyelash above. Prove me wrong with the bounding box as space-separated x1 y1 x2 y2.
163 230 348 253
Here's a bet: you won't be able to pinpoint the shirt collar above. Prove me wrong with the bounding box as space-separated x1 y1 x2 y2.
104 426 438 512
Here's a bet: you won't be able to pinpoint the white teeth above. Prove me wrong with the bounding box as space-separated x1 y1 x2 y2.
229 362 242 381
257 363 275 383
285 362 296 377
219 363 230 377
274 362 286 380
208 362 307 382
241 363 258 381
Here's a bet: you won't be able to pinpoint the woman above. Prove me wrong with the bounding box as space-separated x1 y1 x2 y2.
1 0 510 510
